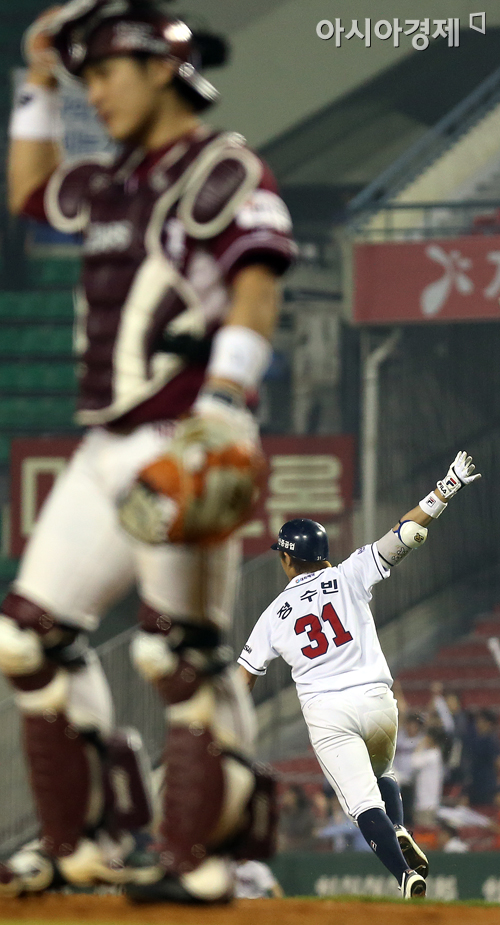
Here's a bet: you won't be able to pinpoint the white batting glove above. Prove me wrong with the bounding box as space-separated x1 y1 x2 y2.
437 451 481 500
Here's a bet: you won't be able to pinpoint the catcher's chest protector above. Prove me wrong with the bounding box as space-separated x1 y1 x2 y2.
45 130 263 425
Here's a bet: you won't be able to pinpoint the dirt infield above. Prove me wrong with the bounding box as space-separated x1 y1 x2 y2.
0 894 499 925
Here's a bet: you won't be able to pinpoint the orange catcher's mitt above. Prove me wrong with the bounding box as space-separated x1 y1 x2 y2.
118 415 266 545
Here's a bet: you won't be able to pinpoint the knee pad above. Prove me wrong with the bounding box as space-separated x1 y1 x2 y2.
132 605 231 705
0 603 68 715
0 592 110 732
0 615 44 676
0 591 81 686
0 590 56 677
167 667 255 755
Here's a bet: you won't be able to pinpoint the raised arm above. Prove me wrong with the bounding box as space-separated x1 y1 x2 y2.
377 451 481 569
119 265 281 545
8 7 63 215
195 263 279 406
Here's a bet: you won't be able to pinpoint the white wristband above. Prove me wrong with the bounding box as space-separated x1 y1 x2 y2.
419 491 448 519
9 83 63 141
207 325 272 390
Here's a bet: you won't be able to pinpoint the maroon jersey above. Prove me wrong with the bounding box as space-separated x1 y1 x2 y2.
23 126 296 426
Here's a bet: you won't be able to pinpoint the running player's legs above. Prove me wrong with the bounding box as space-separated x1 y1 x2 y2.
302 686 389 819
303 684 417 892
360 687 410 827
358 683 398 779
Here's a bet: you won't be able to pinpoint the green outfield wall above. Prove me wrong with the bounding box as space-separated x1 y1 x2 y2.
270 852 500 901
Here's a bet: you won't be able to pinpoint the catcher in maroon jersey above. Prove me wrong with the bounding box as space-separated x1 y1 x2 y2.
1 0 296 903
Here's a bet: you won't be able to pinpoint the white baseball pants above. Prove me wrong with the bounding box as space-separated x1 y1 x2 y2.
302 683 398 820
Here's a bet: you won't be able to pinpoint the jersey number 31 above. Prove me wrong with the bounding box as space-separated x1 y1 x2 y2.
294 603 353 660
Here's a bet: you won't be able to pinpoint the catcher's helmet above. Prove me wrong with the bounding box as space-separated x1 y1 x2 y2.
37 0 221 110
271 519 329 562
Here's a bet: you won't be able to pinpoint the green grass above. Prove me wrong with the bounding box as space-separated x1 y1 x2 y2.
292 894 500 905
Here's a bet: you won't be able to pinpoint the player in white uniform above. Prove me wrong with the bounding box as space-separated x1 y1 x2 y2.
239 452 481 900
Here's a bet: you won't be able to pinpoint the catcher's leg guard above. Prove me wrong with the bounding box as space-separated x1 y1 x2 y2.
0 729 155 896
0 726 156 897
0 592 150 890
0 593 101 858
129 604 273 901
103 728 153 835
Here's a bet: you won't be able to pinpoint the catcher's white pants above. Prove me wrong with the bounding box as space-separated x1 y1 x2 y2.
14 424 240 633
8 424 256 849
302 683 398 820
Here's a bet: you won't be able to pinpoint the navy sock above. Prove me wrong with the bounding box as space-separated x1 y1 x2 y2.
378 775 404 825
357 807 408 884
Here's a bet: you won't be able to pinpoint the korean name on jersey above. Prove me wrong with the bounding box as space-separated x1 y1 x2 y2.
238 544 393 706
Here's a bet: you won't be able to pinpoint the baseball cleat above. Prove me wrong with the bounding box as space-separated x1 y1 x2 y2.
395 824 429 878
125 855 234 904
0 841 62 896
0 862 22 897
401 868 426 899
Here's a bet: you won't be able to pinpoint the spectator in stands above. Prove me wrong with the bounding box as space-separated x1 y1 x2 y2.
442 690 468 787
278 785 316 852
321 778 338 816
411 728 445 827
444 691 468 738
427 682 463 789
427 682 455 736
310 788 332 829
462 709 500 809
393 711 425 826
315 792 371 853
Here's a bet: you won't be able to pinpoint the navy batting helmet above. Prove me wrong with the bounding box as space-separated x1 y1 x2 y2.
271 519 329 562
